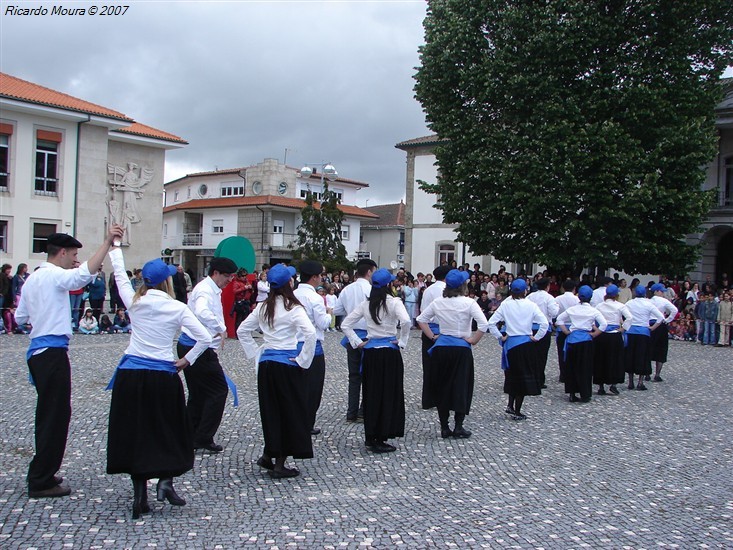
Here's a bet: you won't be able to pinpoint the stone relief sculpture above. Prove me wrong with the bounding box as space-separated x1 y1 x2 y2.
107 162 154 245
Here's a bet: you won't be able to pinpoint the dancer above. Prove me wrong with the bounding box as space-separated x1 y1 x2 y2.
237 264 316 478
416 269 487 438
106 246 211 519
556 286 607 402
16 226 123 498
593 284 633 395
526 277 559 389
418 265 450 409
624 285 664 390
341 268 410 452
487 279 548 420
554 279 579 383
648 283 678 381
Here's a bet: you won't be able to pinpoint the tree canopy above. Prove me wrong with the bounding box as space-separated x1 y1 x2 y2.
296 182 351 273
414 0 733 276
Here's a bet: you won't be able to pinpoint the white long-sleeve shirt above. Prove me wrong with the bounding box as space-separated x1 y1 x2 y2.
420 281 446 314
556 303 608 333
527 289 560 324
590 286 608 307
294 282 331 342
650 295 678 324
236 298 316 369
487 297 548 341
416 296 489 337
341 295 411 349
15 261 94 339
625 297 664 327
595 299 633 332
181 276 226 349
555 291 580 317
109 248 211 365
333 277 372 331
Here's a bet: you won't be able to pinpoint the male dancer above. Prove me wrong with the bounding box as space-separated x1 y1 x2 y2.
294 260 332 435
333 258 376 422
526 277 559 389
418 265 451 409
177 257 238 452
16 225 123 498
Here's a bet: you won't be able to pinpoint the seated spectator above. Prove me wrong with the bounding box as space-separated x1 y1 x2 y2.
476 290 491 319
79 308 99 335
99 314 115 334
112 308 132 333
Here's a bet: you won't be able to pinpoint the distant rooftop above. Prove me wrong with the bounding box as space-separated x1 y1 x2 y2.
362 201 405 228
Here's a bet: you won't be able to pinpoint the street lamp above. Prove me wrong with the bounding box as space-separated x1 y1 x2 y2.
299 163 338 188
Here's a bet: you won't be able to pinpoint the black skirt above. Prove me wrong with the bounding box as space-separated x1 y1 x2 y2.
650 323 669 363
420 333 434 409
564 340 594 399
625 333 652 375
258 360 313 459
503 341 541 397
593 332 626 385
428 347 474 414
362 347 405 442
107 369 193 479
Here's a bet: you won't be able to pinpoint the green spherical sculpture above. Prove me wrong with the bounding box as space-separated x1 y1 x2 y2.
214 236 256 272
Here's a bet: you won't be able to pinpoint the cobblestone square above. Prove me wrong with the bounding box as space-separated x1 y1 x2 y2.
0 331 731 548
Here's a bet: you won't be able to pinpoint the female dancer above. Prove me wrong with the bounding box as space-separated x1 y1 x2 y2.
341 268 410 453
593 284 633 395
237 264 316 478
416 269 487 438
106 247 212 519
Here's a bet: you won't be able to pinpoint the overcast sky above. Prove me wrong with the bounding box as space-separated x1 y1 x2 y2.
1 0 430 206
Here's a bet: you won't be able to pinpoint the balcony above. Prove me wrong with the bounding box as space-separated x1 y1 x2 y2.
182 233 202 246
271 232 298 249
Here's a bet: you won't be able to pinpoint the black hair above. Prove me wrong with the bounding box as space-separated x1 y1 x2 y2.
562 279 577 292
261 284 303 328
536 278 549 290
368 286 389 325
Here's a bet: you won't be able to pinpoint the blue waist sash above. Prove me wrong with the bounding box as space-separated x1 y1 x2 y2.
175 335 239 407
428 322 440 335
27 335 70 385
563 329 592 361
556 324 571 337
627 325 650 337
260 348 300 367
297 339 323 357
428 334 471 356
500 335 532 371
105 354 178 391
605 324 621 332
363 336 399 350
341 329 367 349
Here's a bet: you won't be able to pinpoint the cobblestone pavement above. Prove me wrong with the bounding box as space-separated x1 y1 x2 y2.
0 329 731 549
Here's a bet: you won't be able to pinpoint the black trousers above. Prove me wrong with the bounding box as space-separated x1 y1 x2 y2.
345 344 362 419
307 354 326 430
534 331 552 387
178 345 228 447
27 348 71 491
420 333 434 409
556 331 567 383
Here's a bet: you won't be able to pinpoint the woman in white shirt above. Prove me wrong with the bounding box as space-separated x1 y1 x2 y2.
417 270 487 438
237 264 316 479
593 285 633 396
106 248 212 520
256 270 270 303
342 268 410 453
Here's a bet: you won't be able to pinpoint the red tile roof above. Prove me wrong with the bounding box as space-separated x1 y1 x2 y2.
362 201 405 228
113 122 188 145
163 195 379 219
394 134 446 149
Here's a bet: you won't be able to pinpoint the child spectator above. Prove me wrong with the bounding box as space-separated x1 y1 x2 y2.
325 286 338 331
99 314 115 334
112 308 132 333
79 308 99 334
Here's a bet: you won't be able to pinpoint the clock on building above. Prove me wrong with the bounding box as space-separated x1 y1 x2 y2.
198 184 208 197
252 181 263 195
278 181 288 195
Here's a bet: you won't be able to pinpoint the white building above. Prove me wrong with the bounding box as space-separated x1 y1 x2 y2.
359 201 406 270
0 72 187 271
162 158 378 278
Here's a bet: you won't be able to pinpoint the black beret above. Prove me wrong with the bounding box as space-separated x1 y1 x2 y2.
47 233 83 249
299 260 323 278
356 258 377 269
433 265 451 280
210 257 238 274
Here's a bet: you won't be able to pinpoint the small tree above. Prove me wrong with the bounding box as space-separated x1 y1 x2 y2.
296 181 352 273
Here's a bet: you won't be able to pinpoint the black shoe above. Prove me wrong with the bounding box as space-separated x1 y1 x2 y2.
269 467 300 479
132 478 149 519
609 385 619 395
597 388 607 395
628 381 635 390
580 396 591 403
196 442 223 453
366 441 392 453
512 413 527 421
256 456 274 470
346 415 358 423
29 484 71 499
541 384 547 389
653 376 663 382
440 428 453 438
569 394 579 402
53 475 63 485
452 427 472 438
644 375 651 381
636 384 647 391
311 428 321 436
505 406 516 416
156 478 186 506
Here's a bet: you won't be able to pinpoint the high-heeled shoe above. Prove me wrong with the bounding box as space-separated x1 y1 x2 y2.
156 478 186 506
132 477 150 519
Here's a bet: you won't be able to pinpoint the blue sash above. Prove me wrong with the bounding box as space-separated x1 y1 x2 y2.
605 324 621 332
428 322 440 335
563 330 592 361
297 339 324 357
176 335 239 407
27 335 70 385
627 325 650 337
341 329 367 349
500 335 532 371
259 348 300 368
428 334 470 356
105 354 178 390
556 324 571 338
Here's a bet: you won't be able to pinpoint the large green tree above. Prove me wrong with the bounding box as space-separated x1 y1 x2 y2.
296 181 351 272
414 0 733 276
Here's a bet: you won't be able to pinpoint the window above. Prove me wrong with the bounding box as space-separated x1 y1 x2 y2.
163 223 168 237
187 186 191 199
272 220 284 247
399 230 405 254
0 134 9 190
438 243 455 265
299 187 342 201
724 156 733 207
340 224 350 241
221 185 244 197
35 140 58 195
174 190 179 201
32 222 56 253
0 220 7 252
212 219 224 233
